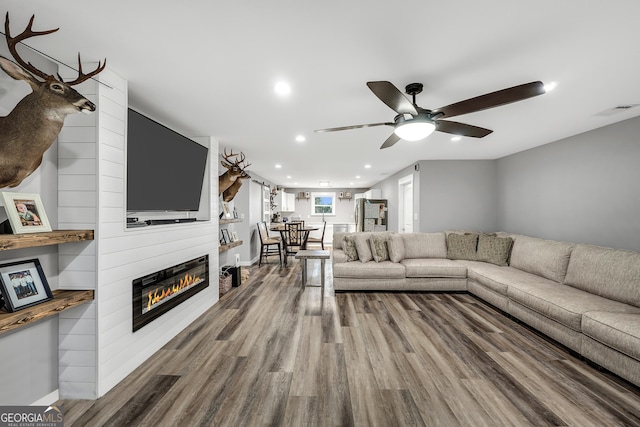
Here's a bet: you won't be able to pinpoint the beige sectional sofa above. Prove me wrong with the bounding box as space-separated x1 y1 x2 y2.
332 231 640 388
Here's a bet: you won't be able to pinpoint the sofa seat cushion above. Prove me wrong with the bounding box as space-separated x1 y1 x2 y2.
401 259 467 278
332 260 406 279
508 282 639 331
582 311 640 361
457 261 548 296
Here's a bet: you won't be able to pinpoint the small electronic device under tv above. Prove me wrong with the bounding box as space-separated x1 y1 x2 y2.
127 109 208 212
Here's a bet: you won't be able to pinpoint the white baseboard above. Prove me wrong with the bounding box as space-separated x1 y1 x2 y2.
31 390 59 406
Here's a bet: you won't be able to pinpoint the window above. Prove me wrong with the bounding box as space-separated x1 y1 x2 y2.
311 192 336 216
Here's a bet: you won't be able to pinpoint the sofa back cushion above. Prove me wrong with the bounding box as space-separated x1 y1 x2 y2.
509 235 574 283
401 232 447 259
564 244 640 307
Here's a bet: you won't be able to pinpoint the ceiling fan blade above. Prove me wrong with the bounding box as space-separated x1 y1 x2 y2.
433 81 545 118
367 81 418 116
315 122 393 133
380 132 401 149
436 120 493 138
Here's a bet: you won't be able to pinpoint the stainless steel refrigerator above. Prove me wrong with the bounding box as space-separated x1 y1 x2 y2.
355 198 388 232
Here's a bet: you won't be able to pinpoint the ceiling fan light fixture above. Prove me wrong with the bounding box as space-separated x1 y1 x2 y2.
394 120 436 141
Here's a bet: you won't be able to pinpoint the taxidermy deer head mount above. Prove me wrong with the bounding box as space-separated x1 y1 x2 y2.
0 13 106 188
219 148 251 199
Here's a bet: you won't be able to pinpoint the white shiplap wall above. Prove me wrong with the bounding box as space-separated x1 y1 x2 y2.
58 68 219 399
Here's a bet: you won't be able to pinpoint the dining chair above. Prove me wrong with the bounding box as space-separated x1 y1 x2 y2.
257 222 281 266
284 222 304 261
306 221 326 250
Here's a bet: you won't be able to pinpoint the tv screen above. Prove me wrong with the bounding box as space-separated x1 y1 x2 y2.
127 109 208 212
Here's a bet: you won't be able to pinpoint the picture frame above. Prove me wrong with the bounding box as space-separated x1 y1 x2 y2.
231 231 239 242
1 192 52 234
221 229 231 245
0 259 53 312
221 201 232 219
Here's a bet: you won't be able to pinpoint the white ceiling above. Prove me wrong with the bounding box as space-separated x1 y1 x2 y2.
4 1 640 188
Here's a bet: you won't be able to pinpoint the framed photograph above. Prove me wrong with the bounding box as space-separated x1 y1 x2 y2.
221 229 231 245
231 231 239 242
0 259 53 312
221 202 232 219
1 192 52 234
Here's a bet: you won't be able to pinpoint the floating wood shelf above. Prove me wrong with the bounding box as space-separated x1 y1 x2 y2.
0 230 94 251
220 218 243 225
0 230 95 335
219 240 243 253
0 289 95 335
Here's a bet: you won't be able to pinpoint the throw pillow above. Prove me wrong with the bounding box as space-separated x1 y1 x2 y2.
369 234 389 262
343 235 359 262
387 234 405 263
447 233 478 260
353 234 374 263
476 234 514 266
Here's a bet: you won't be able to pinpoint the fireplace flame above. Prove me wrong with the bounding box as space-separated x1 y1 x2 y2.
146 272 201 311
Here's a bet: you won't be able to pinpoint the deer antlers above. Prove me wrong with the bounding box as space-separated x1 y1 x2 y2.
221 148 251 171
4 13 106 85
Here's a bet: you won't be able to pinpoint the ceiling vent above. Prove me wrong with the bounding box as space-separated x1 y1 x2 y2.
595 104 640 116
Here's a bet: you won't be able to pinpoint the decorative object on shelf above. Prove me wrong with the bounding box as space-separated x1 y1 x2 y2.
221 201 232 219
1 192 52 234
231 231 239 242
221 229 231 245
233 207 239 219
219 149 251 198
0 13 106 188
0 258 53 312
270 187 279 211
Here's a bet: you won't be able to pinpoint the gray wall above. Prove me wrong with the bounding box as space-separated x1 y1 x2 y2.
497 115 640 251
0 46 60 405
372 160 498 233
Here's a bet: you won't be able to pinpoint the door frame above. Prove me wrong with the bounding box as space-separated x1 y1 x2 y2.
398 174 414 233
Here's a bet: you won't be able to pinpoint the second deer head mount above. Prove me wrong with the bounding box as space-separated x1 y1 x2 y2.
0 13 106 188
219 148 251 201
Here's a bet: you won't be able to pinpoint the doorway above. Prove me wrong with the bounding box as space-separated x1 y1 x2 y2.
398 174 413 233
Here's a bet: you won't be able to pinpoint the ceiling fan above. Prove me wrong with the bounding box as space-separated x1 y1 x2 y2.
315 80 546 149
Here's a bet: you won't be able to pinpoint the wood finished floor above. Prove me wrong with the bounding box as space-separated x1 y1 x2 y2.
58 259 640 426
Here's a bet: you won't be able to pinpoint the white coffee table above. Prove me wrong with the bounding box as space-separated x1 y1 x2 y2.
294 250 330 286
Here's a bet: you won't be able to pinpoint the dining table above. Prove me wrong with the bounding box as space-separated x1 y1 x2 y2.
269 223 319 267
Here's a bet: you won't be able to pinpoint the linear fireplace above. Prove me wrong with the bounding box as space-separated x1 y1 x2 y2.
132 255 209 332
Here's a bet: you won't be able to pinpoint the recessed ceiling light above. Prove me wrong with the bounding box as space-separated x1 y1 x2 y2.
349 182 354 185
286 175 292 179
275 164 282 169
319 181 330 187
295 135 306 142
450 136 462 142
364 164 371 169
355 175 361 179
544 81 557 92
274 81 291 96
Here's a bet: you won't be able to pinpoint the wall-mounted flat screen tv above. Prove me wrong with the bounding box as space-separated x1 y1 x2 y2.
127 109 208 212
